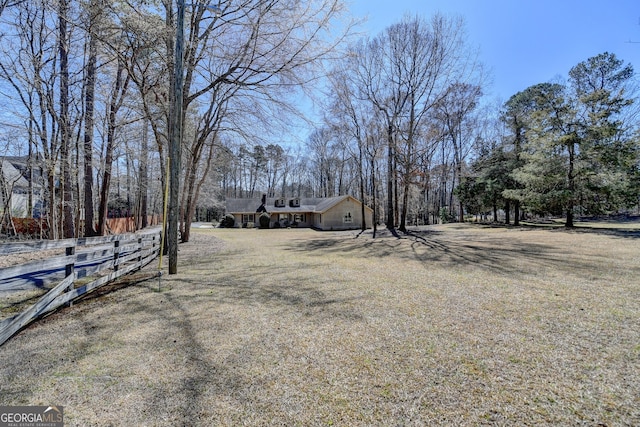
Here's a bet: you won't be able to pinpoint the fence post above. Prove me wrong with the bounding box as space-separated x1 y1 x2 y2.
65 245 75 278
113 239 120 272
137 236 143 269
65 244 75 306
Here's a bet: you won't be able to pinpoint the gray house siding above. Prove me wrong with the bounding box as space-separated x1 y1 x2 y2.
315 197 368 231
1 156 45 217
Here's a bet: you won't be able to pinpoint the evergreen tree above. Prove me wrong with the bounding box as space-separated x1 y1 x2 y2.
502 53 635 226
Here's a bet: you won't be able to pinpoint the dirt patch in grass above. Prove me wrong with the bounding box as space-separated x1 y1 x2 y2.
1 224 639 426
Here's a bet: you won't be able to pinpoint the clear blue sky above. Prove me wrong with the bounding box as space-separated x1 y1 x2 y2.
349 0 640 102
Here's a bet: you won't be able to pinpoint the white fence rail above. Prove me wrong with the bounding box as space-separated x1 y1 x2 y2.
0 228 162 346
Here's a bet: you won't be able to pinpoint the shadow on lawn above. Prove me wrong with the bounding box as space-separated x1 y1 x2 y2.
178 259 366 323
132 263 366 423
285 226 629 278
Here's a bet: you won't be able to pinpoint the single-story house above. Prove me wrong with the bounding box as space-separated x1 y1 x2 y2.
225 195 374 231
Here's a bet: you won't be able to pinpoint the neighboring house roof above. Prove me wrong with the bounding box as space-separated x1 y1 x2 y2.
226 195 372 214
0 156 45 191
1 159 29 189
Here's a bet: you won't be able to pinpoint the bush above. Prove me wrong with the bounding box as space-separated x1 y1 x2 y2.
439 207 456 224
259 213 271 229
219 214 235 228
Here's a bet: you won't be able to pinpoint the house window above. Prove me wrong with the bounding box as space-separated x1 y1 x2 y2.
289 198 300 207
242 214 255 224
278 213 289 227
293 213 305 223
343 212 352 224
275 199 285 207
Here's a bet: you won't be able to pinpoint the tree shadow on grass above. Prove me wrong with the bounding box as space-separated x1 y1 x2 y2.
487 221 640 239
284 225 636 279
131 264 367 423
176 260 367 323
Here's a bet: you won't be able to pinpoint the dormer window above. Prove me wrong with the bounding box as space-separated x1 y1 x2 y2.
289 198 300 207
274 198 285 207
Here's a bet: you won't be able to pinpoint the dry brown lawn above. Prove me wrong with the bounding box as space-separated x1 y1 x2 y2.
1 223 639 426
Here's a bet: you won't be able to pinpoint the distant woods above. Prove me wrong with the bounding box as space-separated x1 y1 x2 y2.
0 2 638 241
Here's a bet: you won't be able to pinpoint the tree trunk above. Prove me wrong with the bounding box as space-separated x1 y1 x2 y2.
83 6 98 237
371 152 377 237
385 123 394 230
97 59 126 235
47 171 56 239
399 121 414 233
456 163 464 223
139 122 149 229
27 122 34 217
399 181 409 232
58 0 74 238
358 139 366 231
492 200 498 223
168 0 185 274
423 171 430 225
566 209 574 228
565 139 576 228
180 142 202 243
394 155 399 229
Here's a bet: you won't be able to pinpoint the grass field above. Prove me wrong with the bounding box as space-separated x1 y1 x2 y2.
1 223 639 426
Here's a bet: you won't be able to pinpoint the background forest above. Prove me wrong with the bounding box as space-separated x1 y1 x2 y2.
0 0 638 241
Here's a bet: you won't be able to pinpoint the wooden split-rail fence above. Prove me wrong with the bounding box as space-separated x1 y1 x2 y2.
0 228 162 346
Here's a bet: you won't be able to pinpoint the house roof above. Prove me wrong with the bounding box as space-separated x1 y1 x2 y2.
226 195 372 214
1 159 29 189
0 156 45 190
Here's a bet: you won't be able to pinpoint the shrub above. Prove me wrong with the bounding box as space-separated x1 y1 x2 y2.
439 207 456 224
219 214 235 228
259 213 271 229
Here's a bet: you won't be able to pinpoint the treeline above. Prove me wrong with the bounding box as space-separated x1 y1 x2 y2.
214 139 364 201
